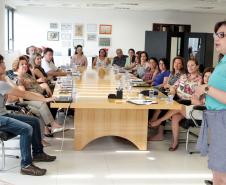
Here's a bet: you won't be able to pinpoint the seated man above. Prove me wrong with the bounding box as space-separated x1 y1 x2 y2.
112 48 128 67
0 54 56 176
42 47 67 77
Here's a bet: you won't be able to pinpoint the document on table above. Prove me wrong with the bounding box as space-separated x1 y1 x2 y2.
127 99 157 105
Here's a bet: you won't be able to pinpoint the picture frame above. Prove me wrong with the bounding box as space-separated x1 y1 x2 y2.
98 37 111 47
47 31 59 41
87 33 97 41
73 39 84 47
61 33 71 40
87 24 97 33
61 23 72 31
99 24 112 34
74 24 84 37
49 23 58 29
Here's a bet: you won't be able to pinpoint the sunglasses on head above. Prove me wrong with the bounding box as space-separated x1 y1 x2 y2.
213 32 226 39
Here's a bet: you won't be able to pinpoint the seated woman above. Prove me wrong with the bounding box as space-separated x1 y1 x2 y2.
125 48 136 70
12 56 63 138
30 53 49 82
148 56 185 141
30 53 54 90
142 57 159 84
152 58 170 86
150 59 204 151
71 45 88 67
136 51 149 79
163 56 185 89
92 48 111 68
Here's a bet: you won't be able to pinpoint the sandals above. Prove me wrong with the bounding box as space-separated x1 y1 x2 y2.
168 144 179 151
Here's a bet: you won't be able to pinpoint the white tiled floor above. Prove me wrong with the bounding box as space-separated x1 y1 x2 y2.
0 115 211 185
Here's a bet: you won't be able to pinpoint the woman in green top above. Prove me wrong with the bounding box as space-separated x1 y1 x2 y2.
195 21 226 185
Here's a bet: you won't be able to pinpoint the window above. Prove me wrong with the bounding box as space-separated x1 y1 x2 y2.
5 6 14 51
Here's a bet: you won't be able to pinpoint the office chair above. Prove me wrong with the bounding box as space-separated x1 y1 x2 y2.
180 105 206 154
0 131 19 170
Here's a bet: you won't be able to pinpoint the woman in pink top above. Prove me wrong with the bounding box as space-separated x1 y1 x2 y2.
70 45 88 67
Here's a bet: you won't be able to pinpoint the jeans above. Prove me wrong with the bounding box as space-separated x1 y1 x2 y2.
0 113 43 167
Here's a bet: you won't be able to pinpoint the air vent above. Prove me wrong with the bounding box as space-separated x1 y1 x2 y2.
87 3 114 7
194 6 214 9
27 3 46 7
198 0 217 2
121 3 139 6
61 4 72 7
114 7 130 10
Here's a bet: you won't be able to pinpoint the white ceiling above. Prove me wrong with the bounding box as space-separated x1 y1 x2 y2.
5 0 226 14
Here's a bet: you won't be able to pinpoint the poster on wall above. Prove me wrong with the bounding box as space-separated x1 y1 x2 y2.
74 24 84 37
73 39 84 47
47 31 59 41
98 37 111 46
50 23 58 29
99 24 112 34
61 33 71 40
87 33 97 41
61 23 72 31
87 24 97 33
61 41 71 48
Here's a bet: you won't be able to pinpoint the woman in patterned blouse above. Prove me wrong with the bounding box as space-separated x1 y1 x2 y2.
149 58 202 151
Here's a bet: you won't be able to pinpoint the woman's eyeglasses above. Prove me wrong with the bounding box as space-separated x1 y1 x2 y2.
213 32 226 39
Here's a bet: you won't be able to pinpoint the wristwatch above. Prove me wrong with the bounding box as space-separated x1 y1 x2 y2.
204 86 209 95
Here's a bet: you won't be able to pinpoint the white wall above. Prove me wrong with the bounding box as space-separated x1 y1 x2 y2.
10 7 226 68
0 0 5 55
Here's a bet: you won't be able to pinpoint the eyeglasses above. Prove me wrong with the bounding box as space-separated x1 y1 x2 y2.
213 32 226 39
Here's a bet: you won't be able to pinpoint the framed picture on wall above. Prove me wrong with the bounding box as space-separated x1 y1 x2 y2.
99 24 112 34
47 31 59 41
50 23 58 29
73 39 84 47
61 33 71 40
87 33 97 41
99 37 111 47
87 24 97 33
74 24 84 37
61 23 72 31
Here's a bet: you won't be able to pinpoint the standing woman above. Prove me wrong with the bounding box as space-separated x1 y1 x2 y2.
71 45 88 67
195 21 226 185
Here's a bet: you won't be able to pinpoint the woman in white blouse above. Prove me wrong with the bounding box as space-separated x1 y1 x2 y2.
70 45 88 67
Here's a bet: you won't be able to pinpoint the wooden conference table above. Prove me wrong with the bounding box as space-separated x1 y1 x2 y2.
51 67 182 150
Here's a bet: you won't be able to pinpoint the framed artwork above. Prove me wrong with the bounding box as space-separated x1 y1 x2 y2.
74 24 84 37
99 24 112 34
61 33 71 40
87 33 97 41
73 39 84 47
50 23 58 29
87 24 97 33
99 37 111 47
61 23 72 31
61 41 71 48
47 31 59 41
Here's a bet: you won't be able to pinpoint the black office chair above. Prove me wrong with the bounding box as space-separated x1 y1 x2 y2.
180 105 206 154
0 131 19 170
